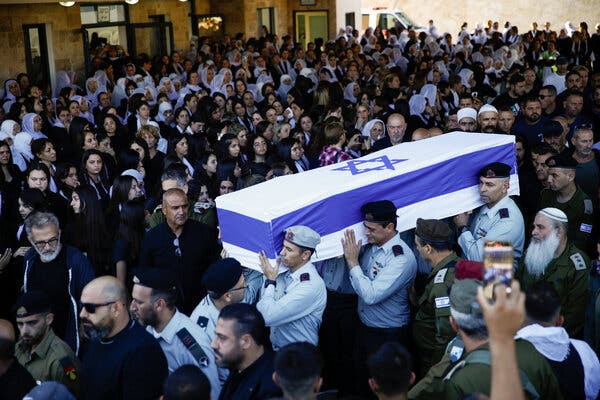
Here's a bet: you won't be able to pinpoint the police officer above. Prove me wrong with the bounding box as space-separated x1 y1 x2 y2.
256 226 327 350
454 162 525 267
412 218 459 377
190 258 247 385
130 268 221 400
540 153 594 254
341 200 417 396
515 207 590 338
14 291 80 397
191 258 247 342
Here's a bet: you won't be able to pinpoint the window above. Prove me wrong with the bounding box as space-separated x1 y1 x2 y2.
80 4 127 24
345 12 355 29
23 24 51 88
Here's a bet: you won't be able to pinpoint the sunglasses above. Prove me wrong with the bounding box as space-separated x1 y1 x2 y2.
173 237 182 257
80 301 115 313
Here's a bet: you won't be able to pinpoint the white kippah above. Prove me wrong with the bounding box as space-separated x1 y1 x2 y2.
478 104 498 116
457 107 477 122
539 207 568 223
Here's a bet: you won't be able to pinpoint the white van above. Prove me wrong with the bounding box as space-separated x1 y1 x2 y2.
360 8 422 34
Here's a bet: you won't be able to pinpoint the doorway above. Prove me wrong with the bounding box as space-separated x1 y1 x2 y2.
294 11 327 50
23 24 51 89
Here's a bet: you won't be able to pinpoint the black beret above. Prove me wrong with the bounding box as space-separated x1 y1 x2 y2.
415 218 453 244
14 291 51 318
361 200 397 224
478 162 511 178
202 258 243 297
545 154 578 169
133 268 178 292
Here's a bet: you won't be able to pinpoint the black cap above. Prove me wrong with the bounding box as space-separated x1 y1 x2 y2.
542 120 564 138
545 153 578 169
478 162 511 178
415 218 453 244
202 258 243 297
361 200 397 224
133 268 178 292
14 291 52 318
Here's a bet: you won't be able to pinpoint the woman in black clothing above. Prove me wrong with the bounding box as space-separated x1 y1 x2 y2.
66 184 111 276
113 200 145 287
100 113 130 157
24 161 68 226
137 124 164 193
0 140 23 195
79 149 110 209
247 134 270 177
54 163 79 202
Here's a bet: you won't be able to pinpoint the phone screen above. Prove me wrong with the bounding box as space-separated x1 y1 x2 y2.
483 241 513 299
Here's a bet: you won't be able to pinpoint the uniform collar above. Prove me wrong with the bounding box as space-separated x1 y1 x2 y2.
432 253 459 274
374 231 401 253
482 194 510 217
289 262 315 281
17 328 56 359
150 309 182 343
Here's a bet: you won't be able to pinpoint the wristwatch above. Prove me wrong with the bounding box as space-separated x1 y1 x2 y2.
264 279 277 288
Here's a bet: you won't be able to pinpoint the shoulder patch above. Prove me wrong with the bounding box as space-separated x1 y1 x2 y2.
499 208 509 218
584 199 593 215
300 273 310 282
435 296 450 308
580 223 593 234
392 245 404 256
59 356 77 381
196 316 209 328
570 253 587 271
434 268 448 284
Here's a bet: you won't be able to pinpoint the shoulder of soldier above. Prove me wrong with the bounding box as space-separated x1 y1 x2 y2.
565 245 591 272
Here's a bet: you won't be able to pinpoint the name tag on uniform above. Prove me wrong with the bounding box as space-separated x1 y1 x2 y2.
580 223 592 233
435 296 450 308
434 269 447 284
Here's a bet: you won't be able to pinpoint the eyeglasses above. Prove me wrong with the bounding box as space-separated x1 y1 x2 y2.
80 301 115 314
173 237 182 257
33 236 60 249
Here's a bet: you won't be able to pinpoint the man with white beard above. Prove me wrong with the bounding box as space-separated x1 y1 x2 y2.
22 212 95 355
515 207 590 338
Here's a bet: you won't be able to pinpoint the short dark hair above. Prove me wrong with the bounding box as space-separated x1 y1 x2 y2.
275 342 323 399
163 365 211 400
530 143 558 156
525 282 561 325
368 342 412 396
219 303 266 346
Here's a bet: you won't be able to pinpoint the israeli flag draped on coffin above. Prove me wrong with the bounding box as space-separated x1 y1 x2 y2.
216 132 518 271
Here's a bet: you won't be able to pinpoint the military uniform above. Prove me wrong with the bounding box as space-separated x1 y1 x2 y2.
458 194 525 267
516 241 590 338
412 253 459 376
539 187 594 254
257 262 327 350
15 329 80 397
444 340 563 400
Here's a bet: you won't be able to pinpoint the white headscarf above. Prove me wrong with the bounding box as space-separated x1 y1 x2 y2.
155 102 173 123
158 77 179 102
409 94 428 124
0 120 18 139
13 131 33 171
3 79 19 102
277 74 294 102
344 82 358 104
21 113 46 139
420 84 437 108
361 118 385 139
458 69 474 89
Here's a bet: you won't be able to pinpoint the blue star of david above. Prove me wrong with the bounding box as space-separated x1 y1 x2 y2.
332 155 407 175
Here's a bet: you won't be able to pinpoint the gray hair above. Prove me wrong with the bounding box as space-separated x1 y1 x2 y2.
24 211 60 238
450 308 488 340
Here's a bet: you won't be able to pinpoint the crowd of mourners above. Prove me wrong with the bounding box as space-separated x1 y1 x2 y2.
2 16 600 400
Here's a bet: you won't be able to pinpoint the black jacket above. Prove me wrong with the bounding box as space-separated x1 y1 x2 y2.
218 351 282 400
